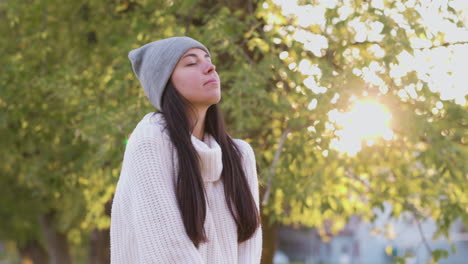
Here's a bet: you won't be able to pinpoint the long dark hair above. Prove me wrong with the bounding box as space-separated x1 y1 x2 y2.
157 81 260 248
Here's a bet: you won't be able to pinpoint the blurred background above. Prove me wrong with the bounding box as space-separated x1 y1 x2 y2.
1 0 467 263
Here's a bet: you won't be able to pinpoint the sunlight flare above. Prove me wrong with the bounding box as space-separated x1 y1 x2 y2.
328 99 394 156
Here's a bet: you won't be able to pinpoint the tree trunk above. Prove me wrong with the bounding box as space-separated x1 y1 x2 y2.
260 184 279 264
88 228 110 264
39 211 72 264
88 200 111 264
17 240 49 264
260 209 279 264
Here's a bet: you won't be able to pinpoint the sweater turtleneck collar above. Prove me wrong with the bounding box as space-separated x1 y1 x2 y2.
191 133 223 183
146 112 223 183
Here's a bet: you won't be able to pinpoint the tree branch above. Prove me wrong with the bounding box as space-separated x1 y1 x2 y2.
348 41 384 48
261 126 291 206
412 211 433 254
247 0 254 14
420 41 468 49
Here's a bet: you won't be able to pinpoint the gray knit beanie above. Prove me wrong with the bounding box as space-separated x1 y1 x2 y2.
128 36 210 110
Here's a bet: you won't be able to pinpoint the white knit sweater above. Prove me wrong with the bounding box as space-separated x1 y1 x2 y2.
110 112 263 264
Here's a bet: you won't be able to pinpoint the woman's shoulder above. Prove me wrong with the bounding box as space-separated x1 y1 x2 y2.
232 138 256 160
127 112 170 146
232 139 258 185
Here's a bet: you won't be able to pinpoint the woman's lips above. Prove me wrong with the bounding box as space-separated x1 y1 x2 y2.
204 79 219 85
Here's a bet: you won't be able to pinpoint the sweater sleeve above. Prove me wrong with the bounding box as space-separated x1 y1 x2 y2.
117 134 205 264
237 140 263 264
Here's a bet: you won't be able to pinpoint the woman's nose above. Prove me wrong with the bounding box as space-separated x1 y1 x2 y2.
203 61 216 74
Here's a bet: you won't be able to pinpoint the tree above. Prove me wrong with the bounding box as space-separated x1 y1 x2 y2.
250 1 468 263
1 0 466 263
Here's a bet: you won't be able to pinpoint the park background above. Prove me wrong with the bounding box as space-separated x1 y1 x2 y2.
1 0 467 263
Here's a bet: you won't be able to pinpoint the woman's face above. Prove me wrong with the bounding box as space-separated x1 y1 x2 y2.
170 48 221 109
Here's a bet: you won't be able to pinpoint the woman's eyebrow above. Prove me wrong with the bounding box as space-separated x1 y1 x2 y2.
181 53 211 59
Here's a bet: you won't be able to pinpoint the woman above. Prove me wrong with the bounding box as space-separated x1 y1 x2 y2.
110 36 262 263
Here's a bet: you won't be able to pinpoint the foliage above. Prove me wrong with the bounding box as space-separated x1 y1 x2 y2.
1 0 466 262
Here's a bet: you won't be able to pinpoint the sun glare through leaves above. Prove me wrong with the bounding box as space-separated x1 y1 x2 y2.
328 99 394 156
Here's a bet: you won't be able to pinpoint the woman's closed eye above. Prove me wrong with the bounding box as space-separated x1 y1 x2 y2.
186 57 211 67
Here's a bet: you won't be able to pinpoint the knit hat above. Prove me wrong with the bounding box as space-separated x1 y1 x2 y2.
128 36 210 110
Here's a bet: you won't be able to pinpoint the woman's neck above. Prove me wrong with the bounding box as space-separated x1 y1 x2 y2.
189 107 207 141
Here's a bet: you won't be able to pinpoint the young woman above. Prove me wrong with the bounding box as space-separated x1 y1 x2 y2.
110 36 262 263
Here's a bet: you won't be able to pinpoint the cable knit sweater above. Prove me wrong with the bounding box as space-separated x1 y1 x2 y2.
110 112 262 264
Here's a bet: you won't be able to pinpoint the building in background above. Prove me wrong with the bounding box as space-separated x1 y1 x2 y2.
275 204 468 264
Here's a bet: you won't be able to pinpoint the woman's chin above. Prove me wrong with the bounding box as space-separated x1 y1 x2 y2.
192 95 221 109
207 96 221 106
206 92 221 104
